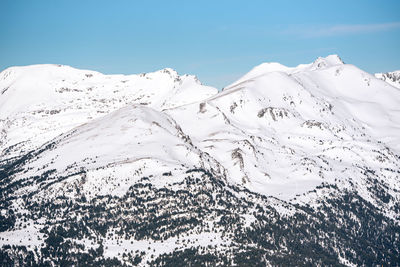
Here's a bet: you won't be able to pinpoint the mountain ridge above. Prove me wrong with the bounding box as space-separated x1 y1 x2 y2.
1 55 400 266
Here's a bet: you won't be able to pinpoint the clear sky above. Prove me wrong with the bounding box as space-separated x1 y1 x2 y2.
1 0 400 89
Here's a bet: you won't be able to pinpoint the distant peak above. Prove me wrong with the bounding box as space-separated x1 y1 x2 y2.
326 54 344 64
377 70 400 76
253 62 291 73
375 70 400 89
311 54 344 70
158 68 178 76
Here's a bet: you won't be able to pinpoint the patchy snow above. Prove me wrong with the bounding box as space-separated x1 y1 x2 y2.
102 231 231 265
0 219 45 248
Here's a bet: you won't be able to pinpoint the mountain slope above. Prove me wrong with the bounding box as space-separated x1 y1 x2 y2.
167 56 400 207
1 56 400 266
1 104 225 201
0 64 217 159
375 70 400 89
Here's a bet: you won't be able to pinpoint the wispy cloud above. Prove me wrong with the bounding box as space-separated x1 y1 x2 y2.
287 22 400 38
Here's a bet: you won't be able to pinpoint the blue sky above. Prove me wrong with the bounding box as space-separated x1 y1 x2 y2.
1 0 400 89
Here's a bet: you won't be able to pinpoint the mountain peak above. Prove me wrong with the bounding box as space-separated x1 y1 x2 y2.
310 54 344 70
375 70 400 89
251 62 291 73
2 56 400 266
158 67 179 77
223 55 345 91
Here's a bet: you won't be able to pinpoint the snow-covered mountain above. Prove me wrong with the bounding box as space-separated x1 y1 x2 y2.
1 56 400 266
375 70 400 89
168 55 400 201
0 64 216 158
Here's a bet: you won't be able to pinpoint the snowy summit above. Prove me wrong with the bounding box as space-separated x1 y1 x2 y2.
1 55 400 266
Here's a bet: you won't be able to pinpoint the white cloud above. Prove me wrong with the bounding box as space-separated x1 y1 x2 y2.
287 22 400 38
